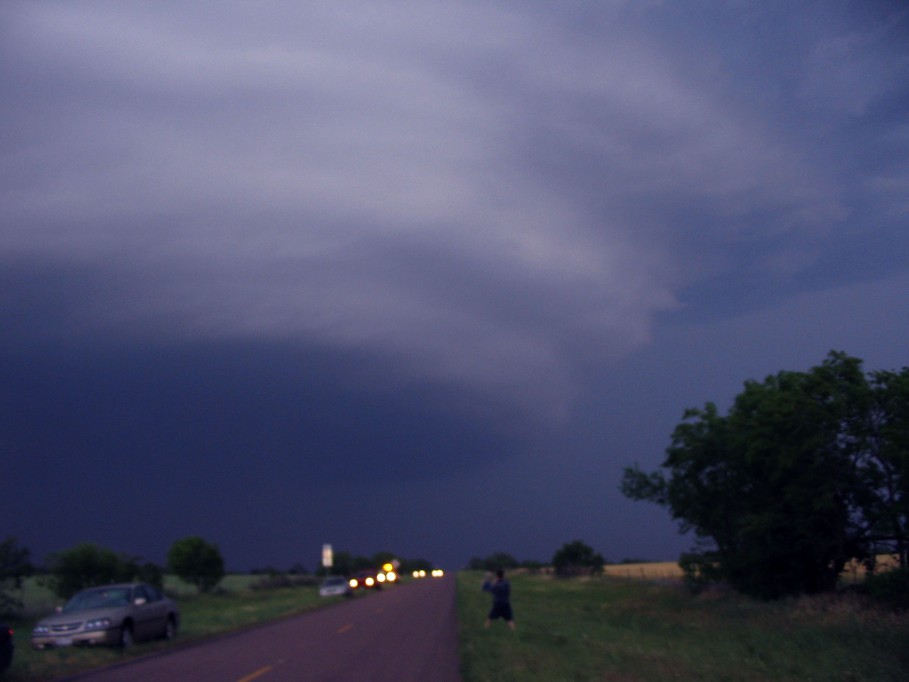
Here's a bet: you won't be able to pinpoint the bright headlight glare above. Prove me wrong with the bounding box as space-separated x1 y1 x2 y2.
376 573 386 583
348 579 358 588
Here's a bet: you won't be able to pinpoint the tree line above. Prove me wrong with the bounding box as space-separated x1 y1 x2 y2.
0 535 443 612
0 535 226 609
622 351 908 601
468 541 608 576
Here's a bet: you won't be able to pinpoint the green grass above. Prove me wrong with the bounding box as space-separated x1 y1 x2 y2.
457 571 909 682
2 576 353 681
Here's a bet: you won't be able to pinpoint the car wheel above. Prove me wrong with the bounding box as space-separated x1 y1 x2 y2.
119 623 134 648
163 616 176 641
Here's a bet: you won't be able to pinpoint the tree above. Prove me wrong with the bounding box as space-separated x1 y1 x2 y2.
622 352 908 599
44 543 138 599
551 540 604 577
0 537 33 613
862 368 909 568
467 552 520 572
167 536 225 593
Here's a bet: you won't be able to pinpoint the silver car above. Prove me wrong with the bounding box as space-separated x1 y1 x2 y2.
319 576 352 597
32 583 179 649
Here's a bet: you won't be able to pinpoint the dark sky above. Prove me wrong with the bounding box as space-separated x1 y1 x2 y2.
2 1 908 572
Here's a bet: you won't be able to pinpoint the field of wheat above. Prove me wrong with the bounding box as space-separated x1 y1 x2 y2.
602 561 683 580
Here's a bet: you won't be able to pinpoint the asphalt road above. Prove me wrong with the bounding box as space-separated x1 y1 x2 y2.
68 576 460 682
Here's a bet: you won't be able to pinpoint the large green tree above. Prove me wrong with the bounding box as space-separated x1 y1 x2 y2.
861 367 909 567
622 352 908 599
167 536 225 593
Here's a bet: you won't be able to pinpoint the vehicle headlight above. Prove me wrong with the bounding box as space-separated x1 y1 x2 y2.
365 576 375 587
32 625 49 635
84 618 112 631
376 573 386 583
386 571 397 582
348 578 358 589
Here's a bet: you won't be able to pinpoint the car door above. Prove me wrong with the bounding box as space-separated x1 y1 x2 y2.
132 585 166 640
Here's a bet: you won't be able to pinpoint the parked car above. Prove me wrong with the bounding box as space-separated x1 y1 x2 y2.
0 623 13 674
31 583 179 649
319 576 352 598
348 570 381 590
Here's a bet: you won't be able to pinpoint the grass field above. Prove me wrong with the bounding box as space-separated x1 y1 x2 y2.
457 570 908 681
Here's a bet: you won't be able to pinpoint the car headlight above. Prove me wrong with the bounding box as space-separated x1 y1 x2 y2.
376 573 386 583
348 578 358 589
386 571 397 582
365 576 375 587
84 618 112 631
32 625 49 635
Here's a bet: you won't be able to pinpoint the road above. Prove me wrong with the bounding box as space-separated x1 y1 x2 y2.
68 576 460 682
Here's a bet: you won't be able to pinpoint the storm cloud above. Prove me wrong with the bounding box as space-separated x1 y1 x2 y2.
2 1 907 569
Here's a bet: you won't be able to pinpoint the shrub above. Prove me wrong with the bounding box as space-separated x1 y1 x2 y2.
167 536 225 593
552 540 604 577
43 543 139 599
0 536 33 614
865 567 909 610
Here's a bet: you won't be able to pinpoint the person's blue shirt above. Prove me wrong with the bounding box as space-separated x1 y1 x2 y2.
482 578 510 604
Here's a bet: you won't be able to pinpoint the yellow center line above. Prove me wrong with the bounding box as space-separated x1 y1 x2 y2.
236 665 273 682
337 623 353 634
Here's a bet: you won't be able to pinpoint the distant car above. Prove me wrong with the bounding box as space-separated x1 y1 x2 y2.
319 576 352 598
348 570 381 591
31 583 179 649
431 569 445 578
0 623 13 674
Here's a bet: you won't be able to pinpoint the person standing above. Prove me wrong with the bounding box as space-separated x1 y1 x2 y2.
482 569 516 630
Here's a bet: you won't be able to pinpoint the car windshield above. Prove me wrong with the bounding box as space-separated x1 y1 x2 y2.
64 587 131 612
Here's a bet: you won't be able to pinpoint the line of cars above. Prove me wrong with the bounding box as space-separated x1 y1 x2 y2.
318 564 400 597
411 568 445 578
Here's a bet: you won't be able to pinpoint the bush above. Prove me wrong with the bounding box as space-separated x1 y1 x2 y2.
0 536 33 614
43 543 140 599
865 567 909 610
552 540 604 577
167 536 225 593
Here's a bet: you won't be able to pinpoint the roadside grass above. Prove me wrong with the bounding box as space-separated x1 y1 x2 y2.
457 570 908 682
2 575 351 681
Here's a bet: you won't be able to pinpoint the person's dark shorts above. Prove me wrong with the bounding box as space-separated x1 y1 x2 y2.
488 601 513 621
